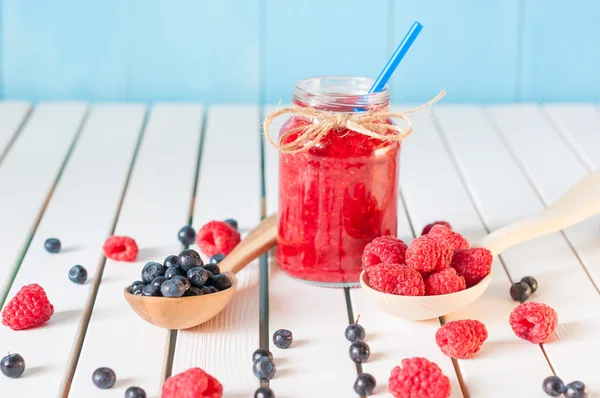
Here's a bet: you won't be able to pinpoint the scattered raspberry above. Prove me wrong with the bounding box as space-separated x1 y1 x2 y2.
451 247 493 287
362 236 408 271
389 357 451 398
421 221 452 236
366 263 425 296
2 284 54 331
435 319 488 359
162 367 223 398
405 236 453 273
196 221 241 257
103 236 138 262
425 268 466 295
428 224 470 250
509 302 558 344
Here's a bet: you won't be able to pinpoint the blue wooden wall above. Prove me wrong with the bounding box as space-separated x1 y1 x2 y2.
0 0 598 104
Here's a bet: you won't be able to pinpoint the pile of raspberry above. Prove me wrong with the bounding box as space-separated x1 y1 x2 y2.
363 221 493 296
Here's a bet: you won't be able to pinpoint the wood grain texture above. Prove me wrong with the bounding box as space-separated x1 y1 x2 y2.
0 102 87 303
0 104 144 396
69 104 203 397
0 101 30 162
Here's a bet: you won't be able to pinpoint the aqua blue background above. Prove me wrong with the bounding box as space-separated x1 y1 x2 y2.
0 0 599 104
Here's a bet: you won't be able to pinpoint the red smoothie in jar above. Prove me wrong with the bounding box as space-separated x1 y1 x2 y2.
276 77 400 286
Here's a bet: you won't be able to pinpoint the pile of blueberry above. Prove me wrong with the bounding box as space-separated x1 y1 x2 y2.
510 275 538 302
251 329 294 398
345 317 377 397
129 249 232 298
543 375 588 398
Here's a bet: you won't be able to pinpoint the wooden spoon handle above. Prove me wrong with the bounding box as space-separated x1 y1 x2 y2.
218 213 278 274
476 171 600 256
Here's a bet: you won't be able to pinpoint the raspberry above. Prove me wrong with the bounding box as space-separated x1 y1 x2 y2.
365 263 425 296
389 357 451 398
509 302 558 344
196 221 241 257
162 367 223 398
103 236 138 262
405 236 453 273
451 247 493 287
425 268 466 295
428 224 470 250
362 236 408 270
421 221 452 236
435 319 488 358
2 284 54 331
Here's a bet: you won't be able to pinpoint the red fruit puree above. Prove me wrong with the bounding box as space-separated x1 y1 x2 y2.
276 77 400 286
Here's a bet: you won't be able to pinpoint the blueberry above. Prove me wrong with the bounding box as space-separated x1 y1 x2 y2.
273 329 293 349
204 264 220 275
349 341 370 363
210 274 232 291
564 381 588 398
44 238 61 253
253 357 276 381
0 353 25 378
141 262 166 283
200 286 212 294
172 275 191 292
224 219 238 230
178 226 196 246
68 265 87 284
353 373 376 396
186 287 203 296
187 267 209 287
252 348 273 363
207 286 219 293
345 323 366 342
210 254 226 264
161 279 186 297
92 367 116 389
125 386 147 398
131 280 145 295
542 376 565 397
165 266 184 280
521 276 538 293
164 255 179 268
177 249 203 269
151 276 166 288
142 284 161 297
254 386 275 398
510 282 532 302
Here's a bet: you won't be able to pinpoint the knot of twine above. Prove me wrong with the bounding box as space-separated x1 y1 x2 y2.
263 90 445 154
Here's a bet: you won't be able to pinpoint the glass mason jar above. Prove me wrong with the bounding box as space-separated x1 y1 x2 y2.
277 76 400 287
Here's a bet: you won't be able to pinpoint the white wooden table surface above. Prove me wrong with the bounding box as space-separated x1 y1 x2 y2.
0 101 598 398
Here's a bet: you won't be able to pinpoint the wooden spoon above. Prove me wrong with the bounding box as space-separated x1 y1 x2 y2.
361 170 600 321
124 213 278 329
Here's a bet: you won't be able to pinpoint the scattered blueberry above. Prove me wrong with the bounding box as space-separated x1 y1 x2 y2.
164 255 179 268
252 348 273 363
564 381 588 398
187 267 209 287
204 264 220 275
161 279 186 297
92 367 116 389
224 219 238 230
510 282 532 302
151 276 166 288
200 286 212 295
68 265 87 284
542 376 565 397
521 276 538 293
345 323 366 342
178 226 196 246
353 373 376 396
44 238 61 254
125 386 147 398
273 329 293 349
0 353 25 378
141 262 166 283
210 274 232 291
210 254 226 264
349 341 370 364
165 266 184 280
253 357 276 381
254 386 275 398
142 284 161 297
131 280 145 296
177 249 203 270
172 275 191 292
207 286 219 293
185 287 203 296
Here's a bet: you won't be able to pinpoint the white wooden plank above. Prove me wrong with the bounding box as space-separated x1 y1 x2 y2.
0 102 88 302
0 101 30 162
69 104 203 397
263 106 288 216
434 105 600 394
0 104 145 396
172 105 262 397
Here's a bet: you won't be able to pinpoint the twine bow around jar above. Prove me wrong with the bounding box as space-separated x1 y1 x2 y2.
263 90 446 154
